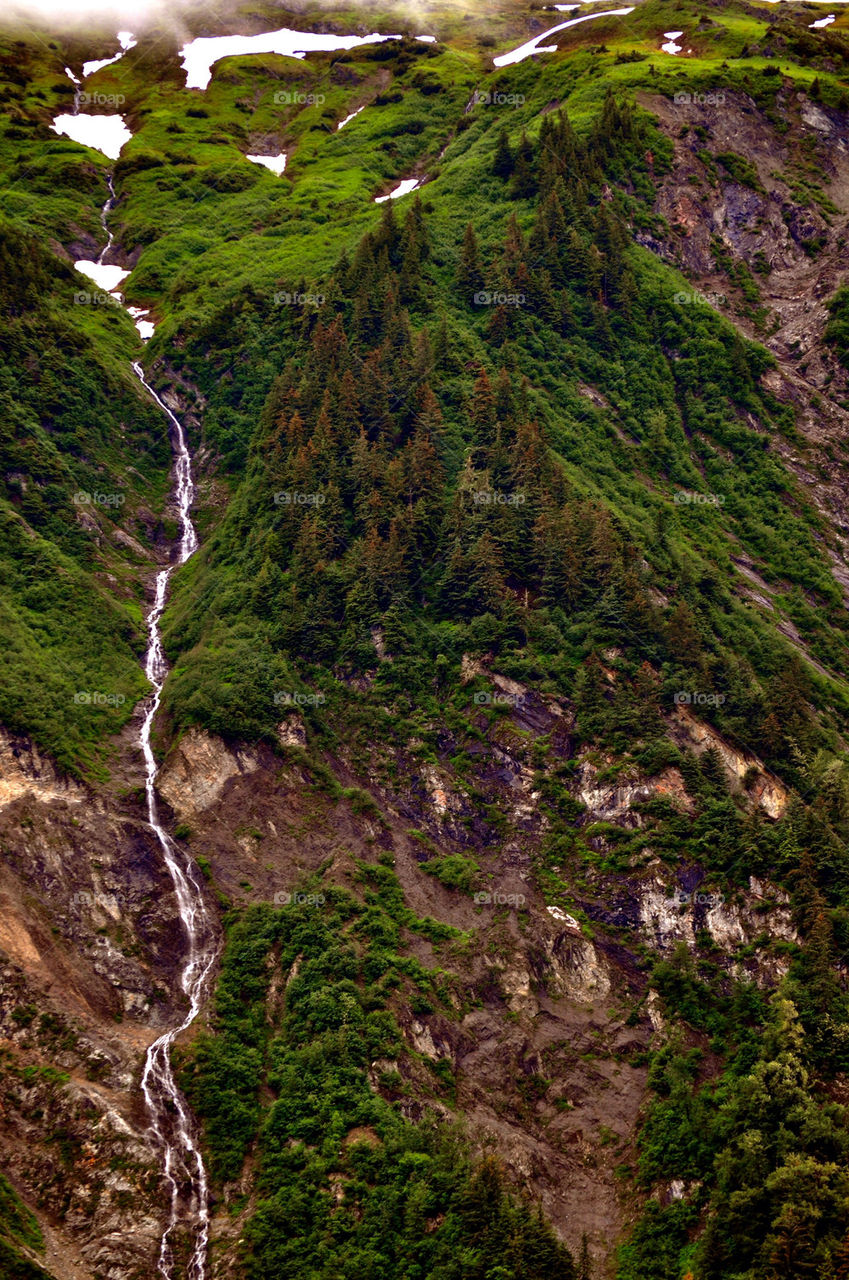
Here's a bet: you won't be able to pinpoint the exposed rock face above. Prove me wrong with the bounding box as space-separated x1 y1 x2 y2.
640 85 849 611
547 929 611 1004
0 729 210 1278
0 617 810 1278
670 706 788 818
576 758 695 824
157 727 263 820
0 728 84 810
0 957 166 1280
635 865 798 979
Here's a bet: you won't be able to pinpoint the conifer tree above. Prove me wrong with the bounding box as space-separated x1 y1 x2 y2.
510 130 537 200
457 222 485 301
493 126 514 179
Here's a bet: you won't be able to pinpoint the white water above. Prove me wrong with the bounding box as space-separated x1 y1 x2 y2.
78 173 213 1278
98 172 117 261
75 176 130 293
134 362 215 1280
493 6 634 65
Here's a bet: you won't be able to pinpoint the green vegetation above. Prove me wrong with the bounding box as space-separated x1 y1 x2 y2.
0 216 170 775
4 0 849 1274
0 1173 49 1280
181 891 573 1278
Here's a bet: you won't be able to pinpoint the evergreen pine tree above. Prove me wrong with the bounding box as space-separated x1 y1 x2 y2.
493 126 514 179
457 222 485 302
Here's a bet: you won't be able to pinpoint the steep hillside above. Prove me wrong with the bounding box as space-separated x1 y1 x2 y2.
3 1 849 1278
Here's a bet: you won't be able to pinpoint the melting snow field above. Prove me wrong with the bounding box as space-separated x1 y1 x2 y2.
179 28 403 91
246 152 288 174
493 8 635 66
74 261 130 293
76 263 155 340
810 13 836 25
338 105 365 129
375 177 421 203
127 306 155 341
661 29 684 53
51 113 132 159
82 29 136 78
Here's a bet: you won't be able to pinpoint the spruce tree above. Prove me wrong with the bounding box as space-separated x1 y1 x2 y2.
457 222 485 301
493 126 514 179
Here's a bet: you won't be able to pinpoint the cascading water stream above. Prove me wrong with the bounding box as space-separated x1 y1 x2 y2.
90 173 216 1278
134 362 216 1280
97 174 117 265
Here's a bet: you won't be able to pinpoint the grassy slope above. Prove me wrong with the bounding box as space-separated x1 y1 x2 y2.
0 36 180 775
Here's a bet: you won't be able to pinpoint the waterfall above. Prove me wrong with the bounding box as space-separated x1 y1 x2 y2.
133 363 215 1280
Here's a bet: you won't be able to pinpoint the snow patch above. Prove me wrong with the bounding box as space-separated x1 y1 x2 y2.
662 29 684 53
338 105 365 129
82 30 136 78
74 261 130 293
246 152 287 174
810 13 836 25
179 28 403 91
375 177 421 202
494 7 634 66
547 905 581 930
51 113 132 159
127 306 155 341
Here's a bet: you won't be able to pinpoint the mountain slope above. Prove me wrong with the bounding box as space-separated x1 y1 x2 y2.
3 2 849 1278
